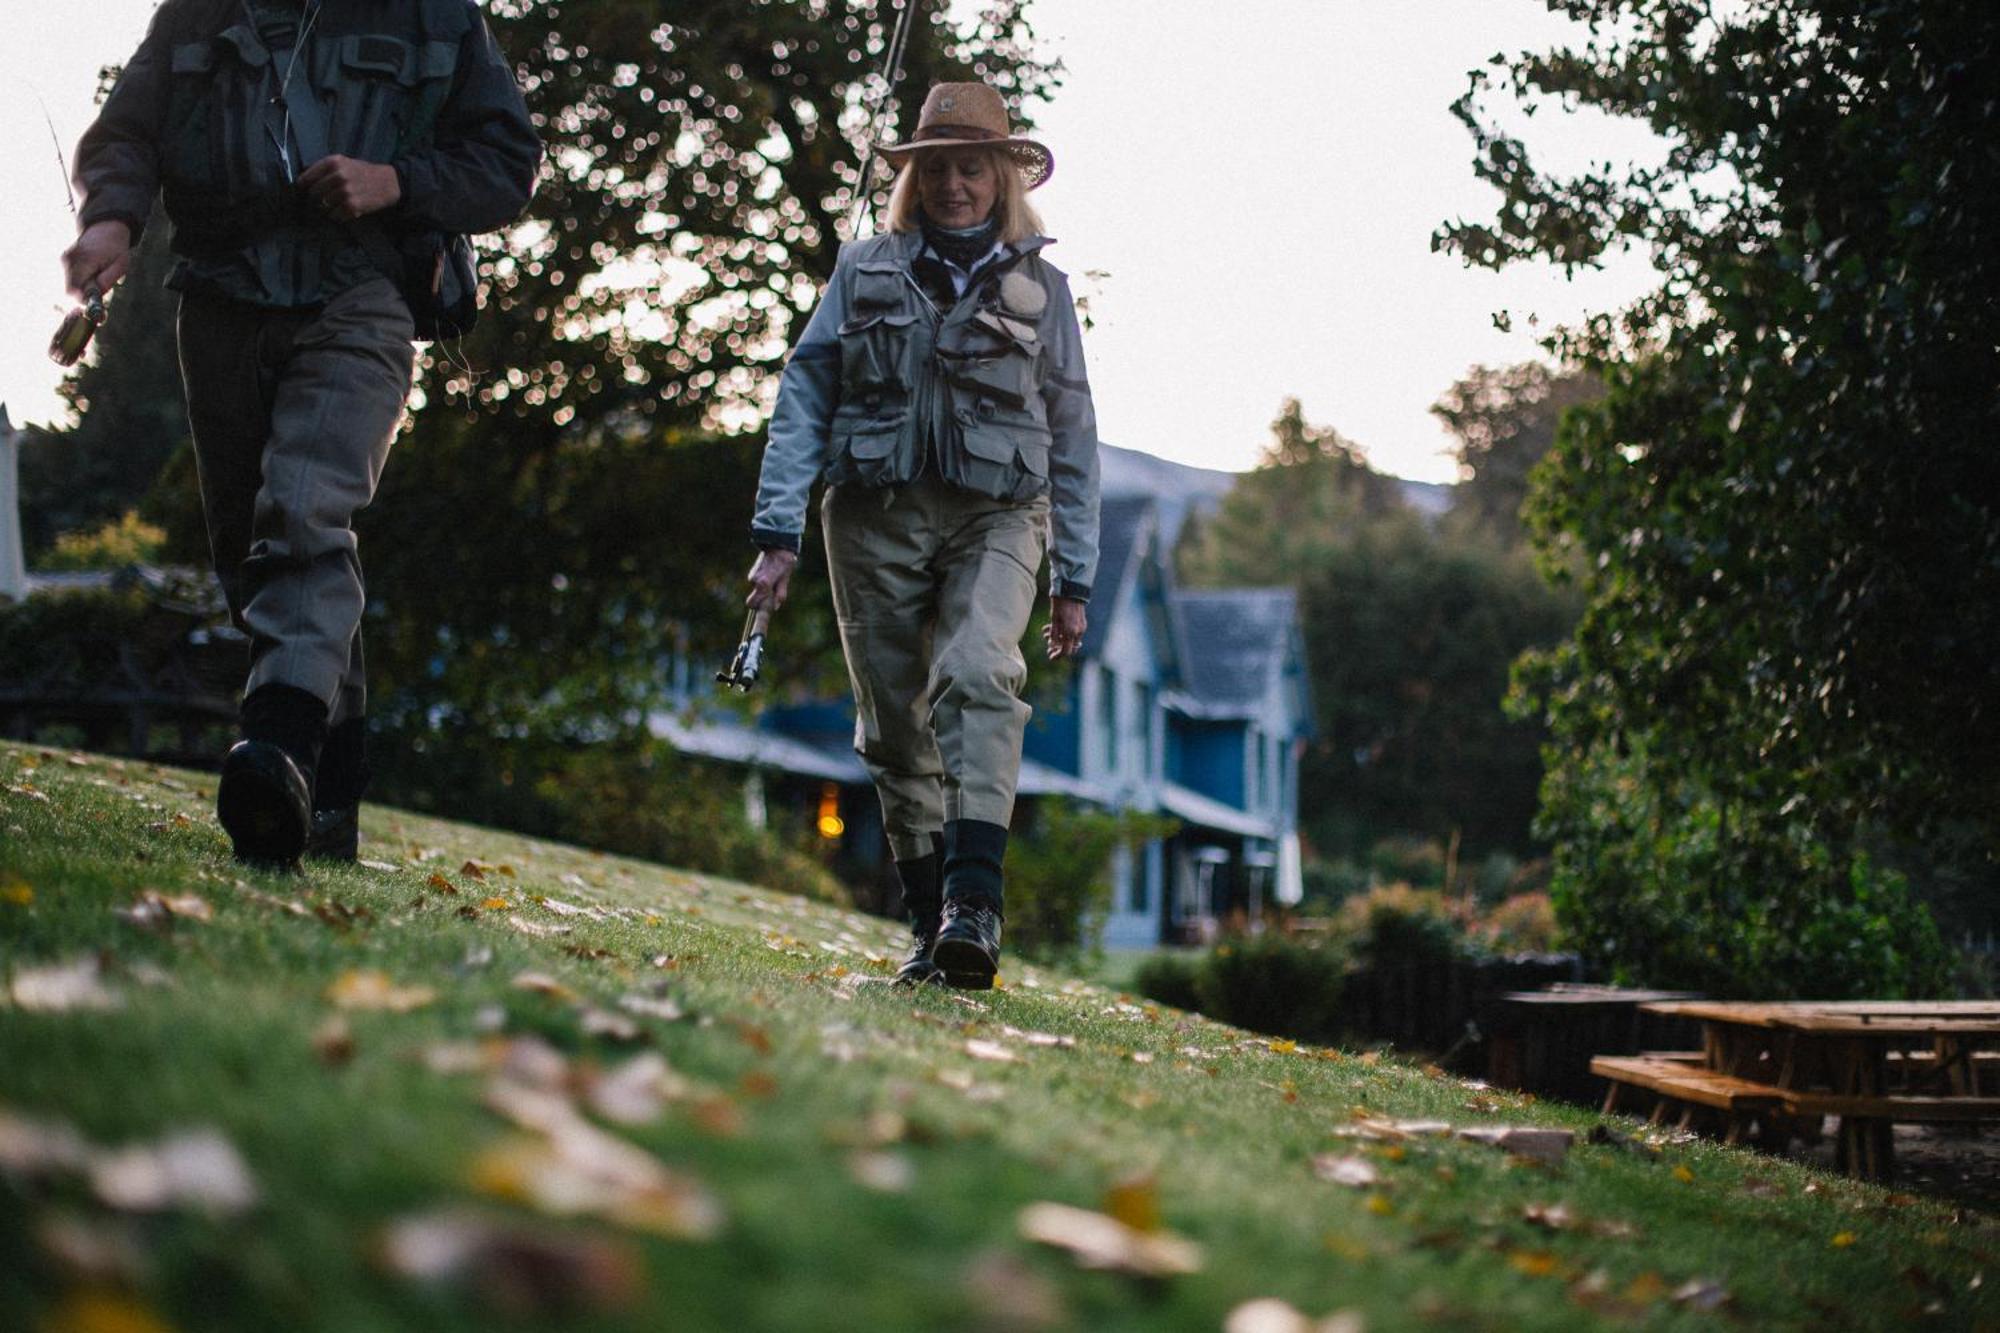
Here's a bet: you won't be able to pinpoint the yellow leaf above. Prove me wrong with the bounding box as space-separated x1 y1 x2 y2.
42 1290 178 1333
1831 1231 1858 1249
1509 1249 1561 1278
1 877 33 906
1267 1038 1297 1055
326 969 436 1013
1671 1164 1695 1184
1366 1194 1395 1216
460 860 489 881
424 872 458 895
1102 1173 1161 1234
481 897 513 911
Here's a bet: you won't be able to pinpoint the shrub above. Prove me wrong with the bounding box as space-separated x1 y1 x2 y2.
1367 836 1447 889
1192 932 1347 1043
1006 803 1178 962
1337 883 1473 968
1130 952 1202 1013
42 511 167 572
1477 890 1558 954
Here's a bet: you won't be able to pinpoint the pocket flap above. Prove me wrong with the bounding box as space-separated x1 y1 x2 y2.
837 422 900 460
956 413 1019 464
1017 439 1050 478
851 264 907 310
212 25 270 68
837 313 917 336
341 34 417 83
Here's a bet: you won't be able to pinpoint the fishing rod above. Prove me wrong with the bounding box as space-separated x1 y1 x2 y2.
846 0 919 238
34 83 105 367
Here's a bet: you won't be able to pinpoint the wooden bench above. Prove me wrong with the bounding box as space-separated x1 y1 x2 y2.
1591 1055 1791 1145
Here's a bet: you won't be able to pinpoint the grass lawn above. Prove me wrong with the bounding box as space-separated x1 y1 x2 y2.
2 739 1994 1332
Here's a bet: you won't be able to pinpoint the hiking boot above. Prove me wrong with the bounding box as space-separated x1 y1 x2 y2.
304 804 360 862
216 740 311 867
891 833 946 987
932 899 1003 990
893 918 945 987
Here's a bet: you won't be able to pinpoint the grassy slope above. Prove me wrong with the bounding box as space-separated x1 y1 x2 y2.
1 740 1994 1333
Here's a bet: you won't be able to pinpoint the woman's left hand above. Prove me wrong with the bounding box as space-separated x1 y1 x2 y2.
1043 596 1087 660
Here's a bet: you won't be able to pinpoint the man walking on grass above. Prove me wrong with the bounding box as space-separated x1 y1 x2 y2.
61 0 540 865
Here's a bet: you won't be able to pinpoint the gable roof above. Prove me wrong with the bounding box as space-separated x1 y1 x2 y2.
1171 588 1299 714
1079 494 1157 659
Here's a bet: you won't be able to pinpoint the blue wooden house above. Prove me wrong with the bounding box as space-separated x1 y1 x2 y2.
652 447 1314 947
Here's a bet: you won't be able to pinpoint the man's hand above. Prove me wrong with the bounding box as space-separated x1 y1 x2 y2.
299 155 402 221
747 548 798 612
61 220 132 301
1043 596 1087 660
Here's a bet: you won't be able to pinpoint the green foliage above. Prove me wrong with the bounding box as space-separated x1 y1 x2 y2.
1005 803 1175 962
1129 951 1202 1012
40 511 165 572
1534 742 1950 998
1191 932 1347 1044
0 586 154 684
1432 363 1600 540
1443 2 2000 985
1182 400 1581 862
1336 884 1473 970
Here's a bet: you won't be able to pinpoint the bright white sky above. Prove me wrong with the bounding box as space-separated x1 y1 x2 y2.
0 0 1663 483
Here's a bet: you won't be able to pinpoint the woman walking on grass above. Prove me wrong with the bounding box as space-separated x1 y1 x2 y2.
744 81 1101 989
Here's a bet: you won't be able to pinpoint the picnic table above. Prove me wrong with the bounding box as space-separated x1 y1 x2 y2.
1591 1000 2000 1179
1484 984 1701 1103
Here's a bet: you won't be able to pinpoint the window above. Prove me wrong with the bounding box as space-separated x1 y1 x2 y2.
1099 666 1119 775
1134 682 1154 779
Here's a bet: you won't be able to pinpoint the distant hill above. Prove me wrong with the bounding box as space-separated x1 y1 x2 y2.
1100 442 1455 543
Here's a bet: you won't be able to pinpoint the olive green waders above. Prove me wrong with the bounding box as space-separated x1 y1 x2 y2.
822 473 1049 863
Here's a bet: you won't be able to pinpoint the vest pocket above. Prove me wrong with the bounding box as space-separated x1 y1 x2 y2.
831 417 906 489
838 313 917 393
953 406 1052 502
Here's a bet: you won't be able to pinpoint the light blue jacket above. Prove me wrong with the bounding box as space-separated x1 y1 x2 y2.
750 230 1101 602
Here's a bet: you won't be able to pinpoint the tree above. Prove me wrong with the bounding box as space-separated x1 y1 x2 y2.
1431 362 1598 539
1182 400 1578 861
1438 1 1998 990
359 2 1062 765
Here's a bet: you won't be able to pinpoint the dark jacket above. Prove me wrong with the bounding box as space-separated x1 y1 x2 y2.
75 0 541 307
751 229 1102 602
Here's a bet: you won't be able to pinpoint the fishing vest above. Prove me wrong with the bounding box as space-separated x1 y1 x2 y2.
827 236 1060 506
160 0 468 251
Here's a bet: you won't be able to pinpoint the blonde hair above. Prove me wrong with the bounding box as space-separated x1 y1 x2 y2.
885 147 1045 243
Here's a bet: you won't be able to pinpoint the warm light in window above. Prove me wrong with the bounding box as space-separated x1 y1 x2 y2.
815 784 845 840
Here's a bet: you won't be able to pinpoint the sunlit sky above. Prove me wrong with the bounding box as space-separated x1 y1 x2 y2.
0 0 1664 483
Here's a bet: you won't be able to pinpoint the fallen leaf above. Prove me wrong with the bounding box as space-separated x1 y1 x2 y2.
618 993 686 1023
481 897 512 911
1831 1231 1858 1249
1002 1025 1078 1049
1 876 33 906
579 1009 644 1043
461 861 490 882
1313 1155 1380 1189
1224 1298 1367 1333
585 1053 692 1126
8 956 123 1012
963 1249 1067 1329
511 972 577 1003
1102 1173 1162 1233
377 1207 644 1315
507 916 571 938
425 872 458 895
311 899 374 932
358 858 400 873
90 1128 258 1216
1017 1201 1203 1277
1670 1278 1730 1312
1456 1126 1573 1165
965 1038 1020 1063
1366 1194 1394 1216
1672 1164 1696 1184
848 1150 916 1194
1510 1249 1561 1278
312 1015 356 1067
1523 1202 1574 1231
326 970 436 1013
39 1291 178 1333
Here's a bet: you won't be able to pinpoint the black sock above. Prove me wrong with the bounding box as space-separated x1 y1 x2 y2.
943 819 1007 914
896 831 945 926
239 683 328 786
314 717 370 812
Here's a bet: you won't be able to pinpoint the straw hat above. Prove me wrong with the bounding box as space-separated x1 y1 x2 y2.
877 82 1054 190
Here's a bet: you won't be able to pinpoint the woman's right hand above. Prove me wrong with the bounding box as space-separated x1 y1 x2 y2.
746 548 798 611
61 220 133 301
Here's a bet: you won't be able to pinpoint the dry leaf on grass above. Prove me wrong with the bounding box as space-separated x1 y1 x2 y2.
38 1291 177 1333
848 1150 916 1194
312 1015 356 1067
1224 1298 1367 1333
1455 1126 1573 1165
579 1008 644 1043
1312 1155 1380 1189
89 1128 258 1216
585 1053 693 1127
7 956 123 1012
0 1108 94 1177
965 1038 1020 1063
1001 1025 1078 1049
1523 1202 1575 1231
1670 1278 1730 1312
511 972 576 1002
963 1249 1067 1330
116 890 213 932
1018 1202 1202 1277
618 993 686 1022
377 1208 644 1316
326 969 436 1013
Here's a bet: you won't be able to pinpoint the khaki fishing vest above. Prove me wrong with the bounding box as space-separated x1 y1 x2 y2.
826 246 1059 505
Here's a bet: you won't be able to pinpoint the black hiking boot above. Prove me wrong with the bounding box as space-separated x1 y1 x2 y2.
892 833 945 987
304 805 360 862
932 898 1003 990
216 740 312 867
305 717 366 862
